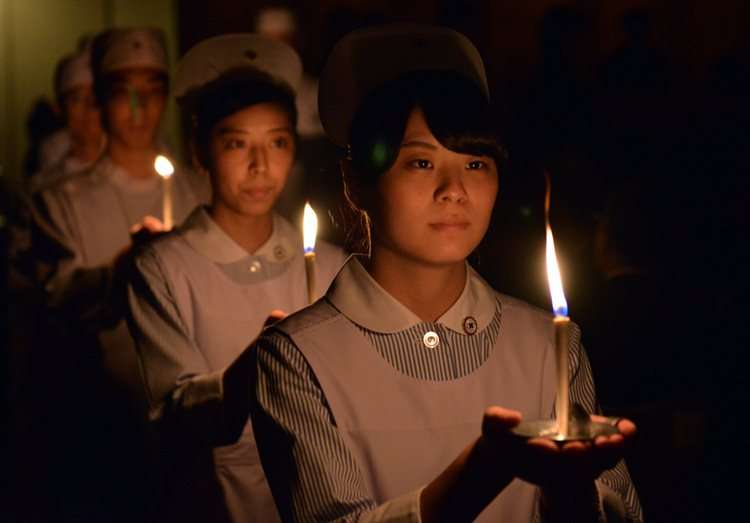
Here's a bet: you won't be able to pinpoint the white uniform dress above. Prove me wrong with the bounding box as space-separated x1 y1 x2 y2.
127 206 346 522
251 257 643 522
28 134 107 194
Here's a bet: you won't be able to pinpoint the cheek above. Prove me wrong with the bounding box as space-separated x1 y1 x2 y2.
269 149 294 180
105 102 127 126
146 97 165 118
471 176 499 212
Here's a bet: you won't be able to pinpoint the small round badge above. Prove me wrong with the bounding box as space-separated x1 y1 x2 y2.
463 316 477 335
273 245 286 260
423 331 440 349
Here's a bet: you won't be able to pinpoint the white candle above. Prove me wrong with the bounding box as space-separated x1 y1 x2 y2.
545 175 570 437
154 155 174 230
302 202 318 304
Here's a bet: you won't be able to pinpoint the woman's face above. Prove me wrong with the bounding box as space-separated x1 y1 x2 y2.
104 68 166 150
62 85 103 146
208 102 295 218
371 107 499 266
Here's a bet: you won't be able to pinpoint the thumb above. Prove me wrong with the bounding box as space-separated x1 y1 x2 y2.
482 406 523 438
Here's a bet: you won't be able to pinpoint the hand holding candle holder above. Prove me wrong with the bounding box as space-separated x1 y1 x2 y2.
511 174 620 443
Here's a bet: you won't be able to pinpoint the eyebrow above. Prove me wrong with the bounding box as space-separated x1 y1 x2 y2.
216 126 293 136
400 140 438 150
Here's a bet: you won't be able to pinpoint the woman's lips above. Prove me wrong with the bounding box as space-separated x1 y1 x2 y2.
242 187 273 199
429 221 470 231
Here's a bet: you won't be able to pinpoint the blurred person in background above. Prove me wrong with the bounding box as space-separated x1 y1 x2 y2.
254 5 344 245
28 44 106 192
25 27 207 522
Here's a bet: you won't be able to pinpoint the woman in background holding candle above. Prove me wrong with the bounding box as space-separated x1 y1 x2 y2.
126 34 345 522
26 28 206 522
251 25 643 522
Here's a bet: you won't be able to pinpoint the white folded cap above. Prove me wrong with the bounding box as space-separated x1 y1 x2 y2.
319 24 489 147
56 50 93 95
173 34 302 104
94 28 167 75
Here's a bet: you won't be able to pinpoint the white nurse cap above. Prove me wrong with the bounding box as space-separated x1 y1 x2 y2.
319 24 489 147
173 34 303 106
93 28 168 75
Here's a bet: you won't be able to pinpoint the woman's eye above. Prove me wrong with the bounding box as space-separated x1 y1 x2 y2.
467 160 487 170
224 139 245 150
410 159 433 169
271 137 289 149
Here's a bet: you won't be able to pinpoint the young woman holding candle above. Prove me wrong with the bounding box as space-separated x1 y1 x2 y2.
250 25 643 522
125 34 346 523
23 28 207 523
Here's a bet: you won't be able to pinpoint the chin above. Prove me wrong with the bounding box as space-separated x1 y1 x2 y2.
238 203 275 218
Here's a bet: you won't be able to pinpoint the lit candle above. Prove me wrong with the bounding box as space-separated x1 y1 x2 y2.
154 155 174 230
302 202 318 304
545 174 570 437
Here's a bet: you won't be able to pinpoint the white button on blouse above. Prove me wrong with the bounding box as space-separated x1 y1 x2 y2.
423 331 440 349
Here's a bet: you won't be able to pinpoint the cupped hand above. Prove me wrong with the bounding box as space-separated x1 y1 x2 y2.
481 407 636 488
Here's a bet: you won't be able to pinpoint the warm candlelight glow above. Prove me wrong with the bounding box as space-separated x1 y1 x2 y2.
544 174 568 318
545 173 570 438
154 155 174 178
155 155 174 230
303 202 318 253
546 226 568 317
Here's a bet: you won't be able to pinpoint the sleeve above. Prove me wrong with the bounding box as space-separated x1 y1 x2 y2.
31 187 120 327
565 323 644 523
250 331 423 523
126 246 248 447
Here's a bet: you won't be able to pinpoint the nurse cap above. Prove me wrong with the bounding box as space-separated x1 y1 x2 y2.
92 28 168 76
173 34 303 108
54 50 93 96
319 24 490 147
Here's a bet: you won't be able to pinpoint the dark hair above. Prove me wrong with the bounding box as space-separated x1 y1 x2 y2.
342 70 507 253
188 69 298 169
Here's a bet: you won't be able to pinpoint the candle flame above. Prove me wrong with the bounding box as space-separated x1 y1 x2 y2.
154 155 174 178
545 173 568 317
303 202 318 253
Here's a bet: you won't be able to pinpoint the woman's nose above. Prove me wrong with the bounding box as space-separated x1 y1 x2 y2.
436 170 468 203
248 146 268 173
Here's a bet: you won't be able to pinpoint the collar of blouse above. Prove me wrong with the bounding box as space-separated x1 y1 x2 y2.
180 205 298 265
327 256 497 335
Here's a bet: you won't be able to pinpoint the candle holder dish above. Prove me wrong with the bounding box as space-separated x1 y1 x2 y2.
511 403 620 443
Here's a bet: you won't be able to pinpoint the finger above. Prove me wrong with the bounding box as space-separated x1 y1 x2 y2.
141 215 166 232
560 440 591 455
615 419 637 438
484 406 522 426
268 309 287 320
591 415 637 438
527 437 560 453
482 407 523 439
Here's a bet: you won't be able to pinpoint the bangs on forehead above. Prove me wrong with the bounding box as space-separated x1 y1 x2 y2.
349 71 506 178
